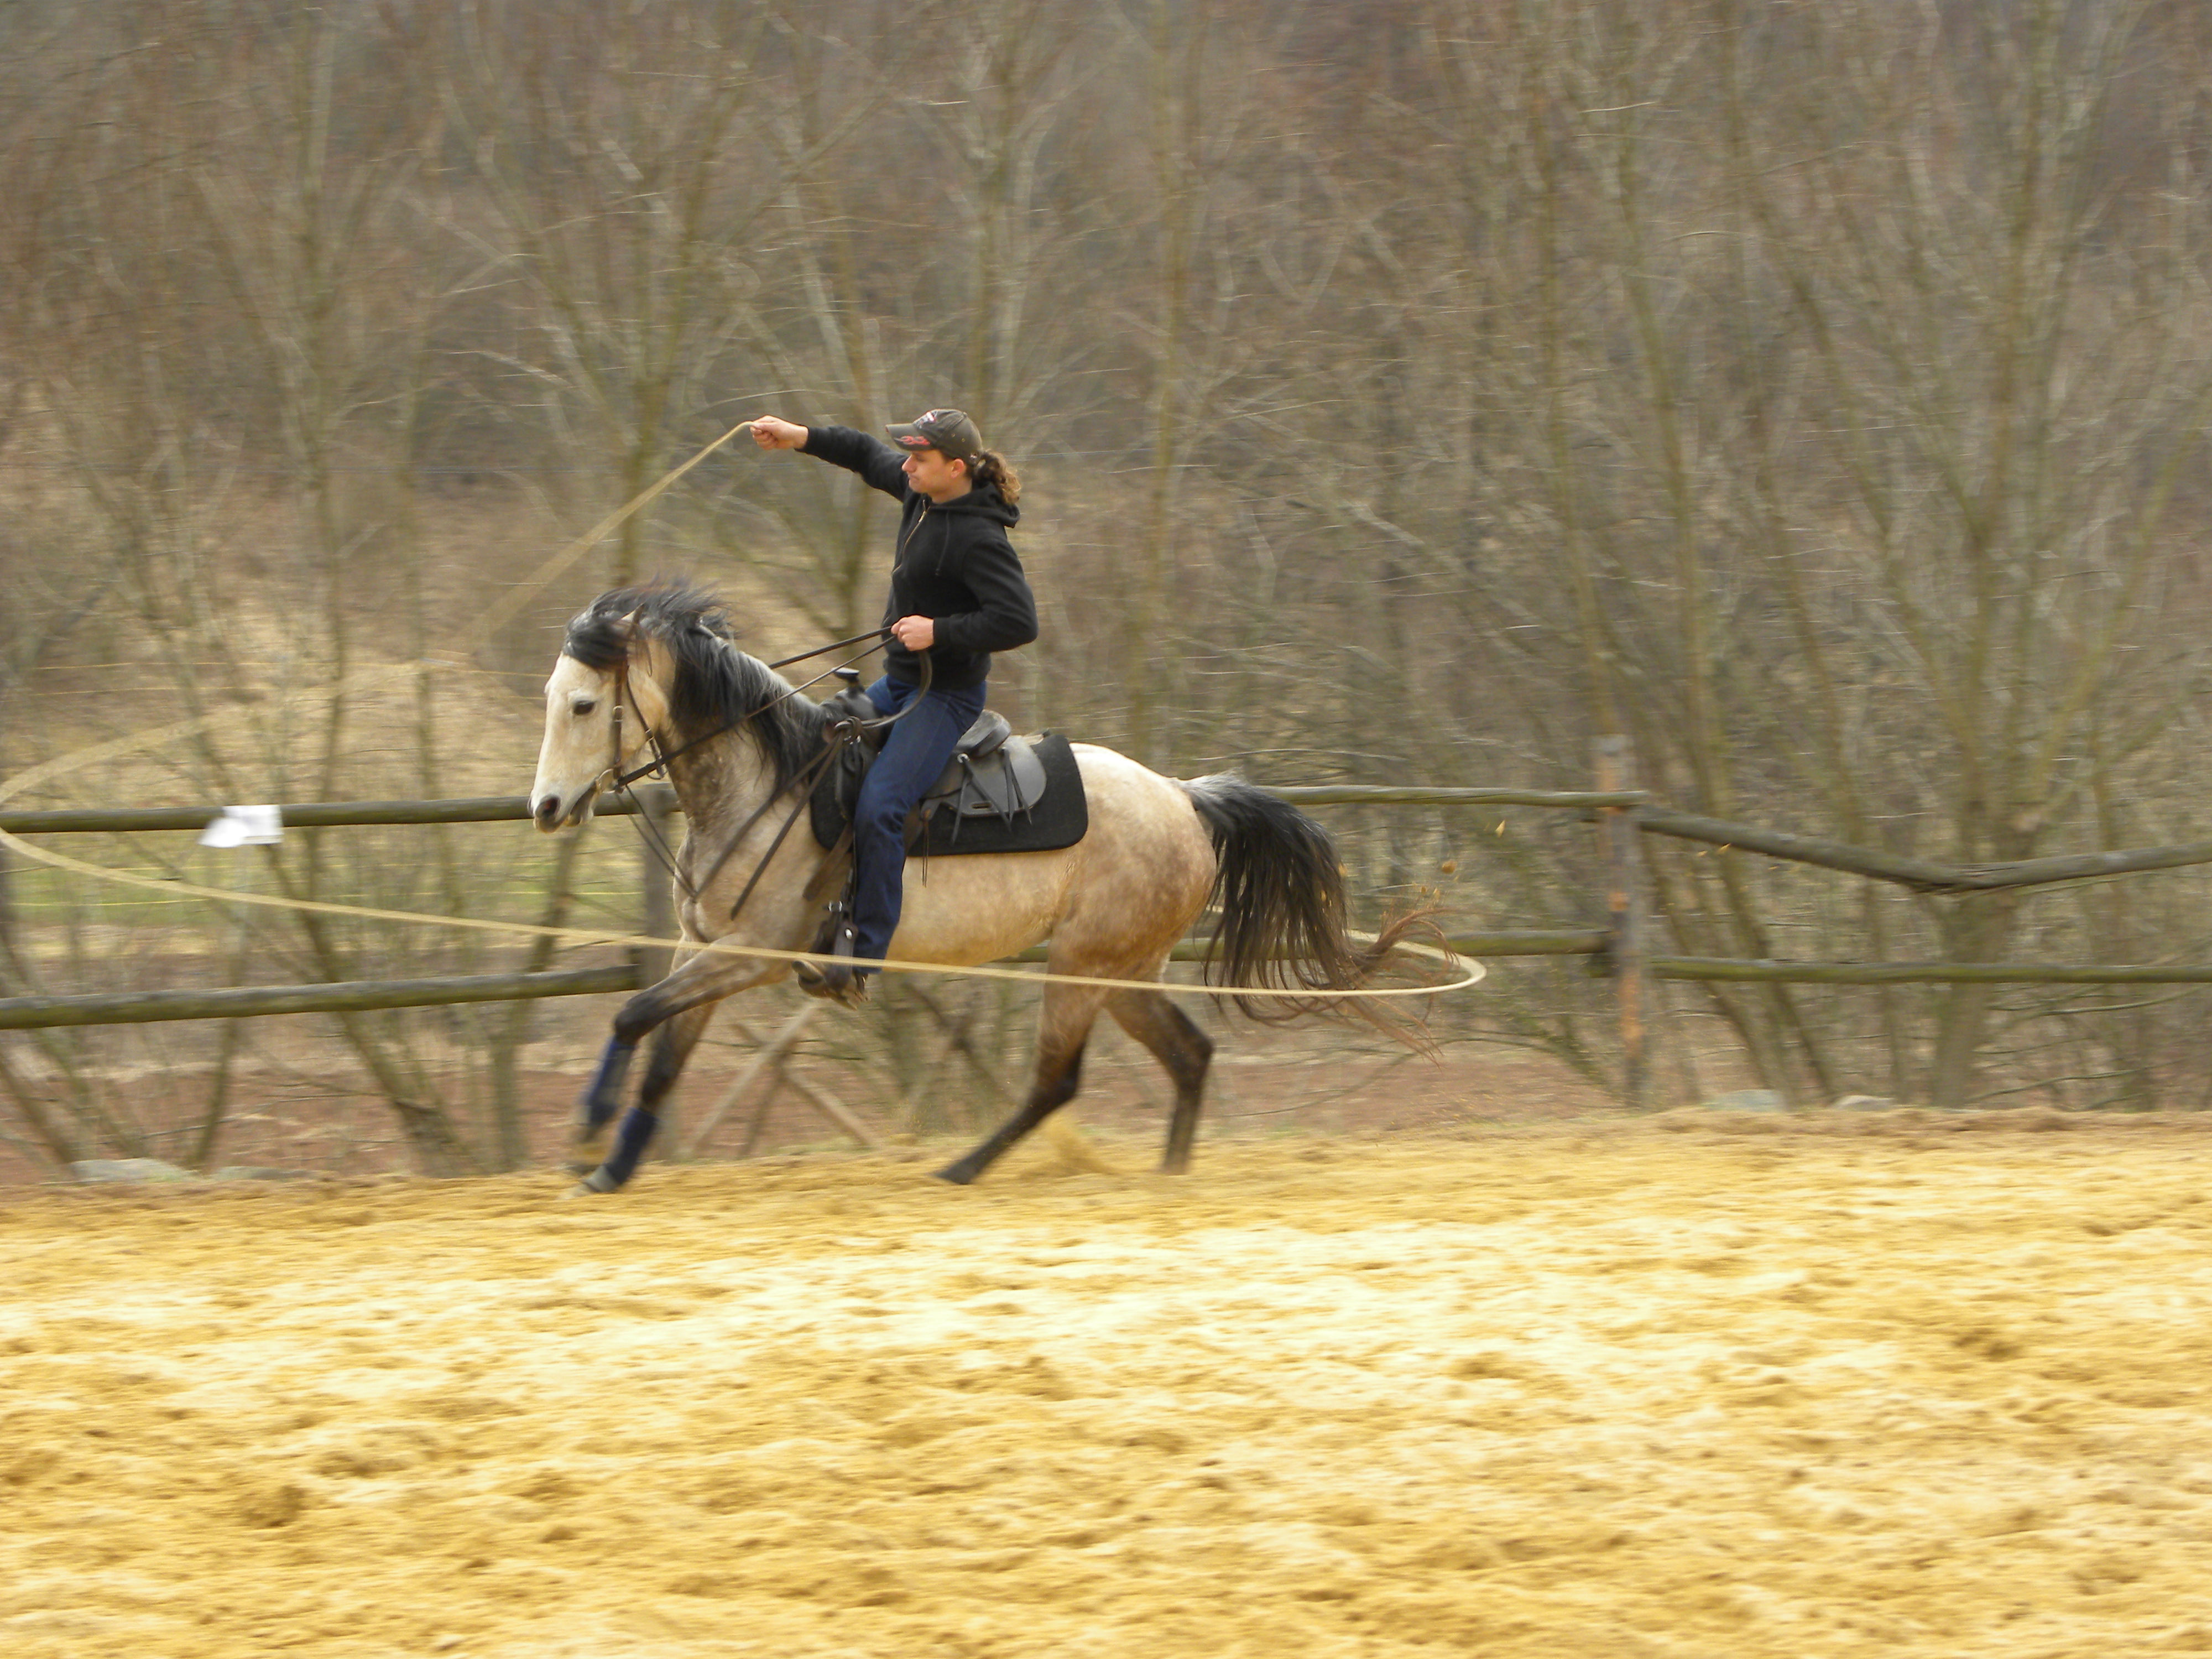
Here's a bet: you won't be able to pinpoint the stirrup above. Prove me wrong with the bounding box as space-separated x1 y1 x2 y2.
795 916 869 1007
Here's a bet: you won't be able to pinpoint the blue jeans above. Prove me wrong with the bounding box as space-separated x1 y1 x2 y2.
850 674 987 970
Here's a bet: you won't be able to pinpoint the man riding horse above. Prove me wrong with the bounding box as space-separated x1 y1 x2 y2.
748 407 1038 1006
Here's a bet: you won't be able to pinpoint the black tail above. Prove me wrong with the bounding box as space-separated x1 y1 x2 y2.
1182 774 1435 1050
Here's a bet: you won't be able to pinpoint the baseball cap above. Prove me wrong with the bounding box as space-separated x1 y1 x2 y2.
885 408 983 462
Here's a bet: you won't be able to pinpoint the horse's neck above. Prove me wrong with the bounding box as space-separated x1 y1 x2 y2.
664 731 782 849
650 649 828 890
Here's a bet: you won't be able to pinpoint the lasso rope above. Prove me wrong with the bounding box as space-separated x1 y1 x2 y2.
0 421 1484 1004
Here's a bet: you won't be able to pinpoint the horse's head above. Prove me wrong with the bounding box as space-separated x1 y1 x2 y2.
529 612 673 833
530 581 828 833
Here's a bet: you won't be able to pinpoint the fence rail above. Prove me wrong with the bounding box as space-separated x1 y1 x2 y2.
1636 808 2212 895
0 967 640 1031
0 784 1642 837
0 795 632 835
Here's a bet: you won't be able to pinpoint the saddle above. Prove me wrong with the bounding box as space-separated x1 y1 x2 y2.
808 672 1087 858
795 675 1088 993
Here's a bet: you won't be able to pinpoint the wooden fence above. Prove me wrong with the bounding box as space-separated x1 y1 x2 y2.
0 784 1633 1035
8 744 2212 1110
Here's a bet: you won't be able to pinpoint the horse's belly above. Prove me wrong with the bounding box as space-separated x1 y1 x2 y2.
888 848 1071 967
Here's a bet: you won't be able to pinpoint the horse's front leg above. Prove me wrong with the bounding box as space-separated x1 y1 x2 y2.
570 946 779 1196
570 1000 717 1193
575 1034 638 1143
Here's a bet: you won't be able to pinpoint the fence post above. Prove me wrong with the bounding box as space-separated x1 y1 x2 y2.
633 784 681 1160
1594 735 1651 1108
634 785 678 989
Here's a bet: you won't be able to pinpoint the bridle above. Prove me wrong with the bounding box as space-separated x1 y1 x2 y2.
604 658 671 794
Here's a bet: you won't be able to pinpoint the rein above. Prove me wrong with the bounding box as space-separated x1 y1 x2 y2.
604 628 890 795
600 629 933 922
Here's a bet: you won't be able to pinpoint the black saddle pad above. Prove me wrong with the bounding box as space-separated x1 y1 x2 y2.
809 730 1089 857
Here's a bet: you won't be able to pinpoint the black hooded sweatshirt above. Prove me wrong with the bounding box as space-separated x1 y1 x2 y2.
800 425 1039 691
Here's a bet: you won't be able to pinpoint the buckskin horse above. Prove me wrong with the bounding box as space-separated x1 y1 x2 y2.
528 582 1430 1193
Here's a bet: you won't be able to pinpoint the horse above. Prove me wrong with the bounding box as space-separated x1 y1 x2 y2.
528 582 1426 1193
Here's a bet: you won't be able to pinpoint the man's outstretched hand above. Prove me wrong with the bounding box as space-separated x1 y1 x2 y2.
748 415 807 451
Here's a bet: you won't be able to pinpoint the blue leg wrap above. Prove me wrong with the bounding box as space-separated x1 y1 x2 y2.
601 1107 659 1188
578 1037 637 1136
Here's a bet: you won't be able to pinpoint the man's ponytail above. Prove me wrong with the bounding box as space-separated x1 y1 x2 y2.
970 448 1021 507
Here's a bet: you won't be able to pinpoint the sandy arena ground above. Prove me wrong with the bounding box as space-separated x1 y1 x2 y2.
6 1110 2212 1657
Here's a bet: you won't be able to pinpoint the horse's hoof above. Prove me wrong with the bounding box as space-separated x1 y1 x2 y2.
931 1162 978 1186
562 1168 620 1199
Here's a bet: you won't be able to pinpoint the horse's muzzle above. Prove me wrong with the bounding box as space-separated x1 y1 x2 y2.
533 791 594 833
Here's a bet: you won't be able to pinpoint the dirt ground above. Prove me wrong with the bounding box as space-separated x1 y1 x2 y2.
6 1110 2212 1658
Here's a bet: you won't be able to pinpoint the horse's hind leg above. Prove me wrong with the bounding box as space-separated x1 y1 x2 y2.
574 1000 717 1196
1108 988 1214 1174
933 984 1108 1187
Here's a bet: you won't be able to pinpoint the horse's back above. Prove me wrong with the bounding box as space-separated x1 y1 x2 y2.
1067 742 1214 873
1049 743 1217 966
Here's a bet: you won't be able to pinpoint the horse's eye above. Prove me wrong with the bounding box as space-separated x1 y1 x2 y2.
573 700 596 717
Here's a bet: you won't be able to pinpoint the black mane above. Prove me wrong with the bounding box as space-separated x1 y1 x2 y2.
562 582 829 795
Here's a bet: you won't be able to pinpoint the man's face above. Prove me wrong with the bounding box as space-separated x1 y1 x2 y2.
901 445 969 502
